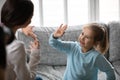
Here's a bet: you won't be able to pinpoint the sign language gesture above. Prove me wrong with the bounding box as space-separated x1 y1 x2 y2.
22 26 37 40
53 24 67 38
30 39 40 50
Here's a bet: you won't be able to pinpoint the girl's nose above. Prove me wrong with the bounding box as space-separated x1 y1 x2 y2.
81 35 85 41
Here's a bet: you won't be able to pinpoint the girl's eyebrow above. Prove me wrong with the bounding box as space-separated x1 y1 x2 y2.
84 34 93 39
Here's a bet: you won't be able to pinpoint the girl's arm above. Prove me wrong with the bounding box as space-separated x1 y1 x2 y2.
49 33 75 55
94 55 116 80
49 24 76 54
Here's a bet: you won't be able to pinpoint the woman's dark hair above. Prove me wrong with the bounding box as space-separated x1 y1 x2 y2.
0 25 15 69
0 27 6 69
1 0 34 28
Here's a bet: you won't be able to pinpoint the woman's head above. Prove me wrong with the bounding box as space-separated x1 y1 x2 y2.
1 0 34 29
78 23 109 54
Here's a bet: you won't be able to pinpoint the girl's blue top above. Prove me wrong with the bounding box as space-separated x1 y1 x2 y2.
49 34 115 80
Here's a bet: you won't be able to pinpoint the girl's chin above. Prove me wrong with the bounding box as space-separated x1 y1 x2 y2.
80 43 85 47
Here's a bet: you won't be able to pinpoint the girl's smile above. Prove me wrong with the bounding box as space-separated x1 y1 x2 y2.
79 27 95 53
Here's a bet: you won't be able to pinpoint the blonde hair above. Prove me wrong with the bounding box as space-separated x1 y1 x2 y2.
83 23 109 54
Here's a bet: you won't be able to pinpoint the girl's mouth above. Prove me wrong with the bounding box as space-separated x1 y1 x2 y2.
80 40 85 45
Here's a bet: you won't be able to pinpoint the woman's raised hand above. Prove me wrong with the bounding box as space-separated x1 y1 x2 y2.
53 24 67 38
22 26 37 40
30 39 40 50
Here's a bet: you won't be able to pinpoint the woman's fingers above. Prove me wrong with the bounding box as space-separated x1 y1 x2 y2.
30 39 40 49
29 32 37 40
22 26 37 39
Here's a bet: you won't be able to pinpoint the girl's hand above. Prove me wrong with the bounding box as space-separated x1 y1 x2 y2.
53 24 67 38
30 39 40 50
22 26 37 40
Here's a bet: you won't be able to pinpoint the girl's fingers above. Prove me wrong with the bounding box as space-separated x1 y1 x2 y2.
59 24 63 29
62 24 67 31
56 24 63 32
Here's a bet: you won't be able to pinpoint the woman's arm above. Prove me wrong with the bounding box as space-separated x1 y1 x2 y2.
28 39 40 77
10 42 33 80
8 40 40 80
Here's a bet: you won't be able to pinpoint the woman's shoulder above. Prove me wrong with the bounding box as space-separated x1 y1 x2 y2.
7 39 24 48
6 39 26 63
6 39 25 55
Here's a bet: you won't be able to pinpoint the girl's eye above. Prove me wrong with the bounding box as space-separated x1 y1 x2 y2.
85 36 89 39
81 32 84 35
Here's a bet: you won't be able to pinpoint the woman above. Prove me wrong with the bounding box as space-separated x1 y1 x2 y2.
1 0 42 80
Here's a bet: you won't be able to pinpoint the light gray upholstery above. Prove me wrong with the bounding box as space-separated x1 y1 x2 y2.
17 25 82 65
108 21 120 80
17 22 120 80
108 22 120 62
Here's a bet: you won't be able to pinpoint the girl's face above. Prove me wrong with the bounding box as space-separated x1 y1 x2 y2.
78 27 95 52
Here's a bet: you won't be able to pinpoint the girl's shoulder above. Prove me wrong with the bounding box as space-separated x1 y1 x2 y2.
88 49 101 57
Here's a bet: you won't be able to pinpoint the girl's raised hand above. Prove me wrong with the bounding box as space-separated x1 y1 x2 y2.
53 24 67 38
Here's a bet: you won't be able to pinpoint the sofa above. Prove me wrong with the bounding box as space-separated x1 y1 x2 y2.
16 21 120 80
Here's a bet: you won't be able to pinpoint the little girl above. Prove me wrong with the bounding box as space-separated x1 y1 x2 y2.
49 23 115 80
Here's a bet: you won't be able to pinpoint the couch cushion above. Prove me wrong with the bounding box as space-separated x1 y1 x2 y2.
16 25 82 65
108 21 120 62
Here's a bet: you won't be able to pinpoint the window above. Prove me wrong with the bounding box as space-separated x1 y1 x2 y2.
31 0 120 27
99 0 119 23
43 0 64 27
68 0 88 26
30 0 40 27
31 0 89 27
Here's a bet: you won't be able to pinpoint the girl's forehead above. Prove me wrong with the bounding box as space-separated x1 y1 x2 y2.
82 26 92 32
82 27 95 37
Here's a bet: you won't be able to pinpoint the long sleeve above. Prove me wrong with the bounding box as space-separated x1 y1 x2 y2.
6 40 40 80
94 54 115 80
49 33 76 55
15 28 22 39
28 49 40 78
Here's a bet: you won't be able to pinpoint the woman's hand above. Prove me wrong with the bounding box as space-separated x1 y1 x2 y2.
53 24 67 38
22 26 37 40
30 39 40 50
